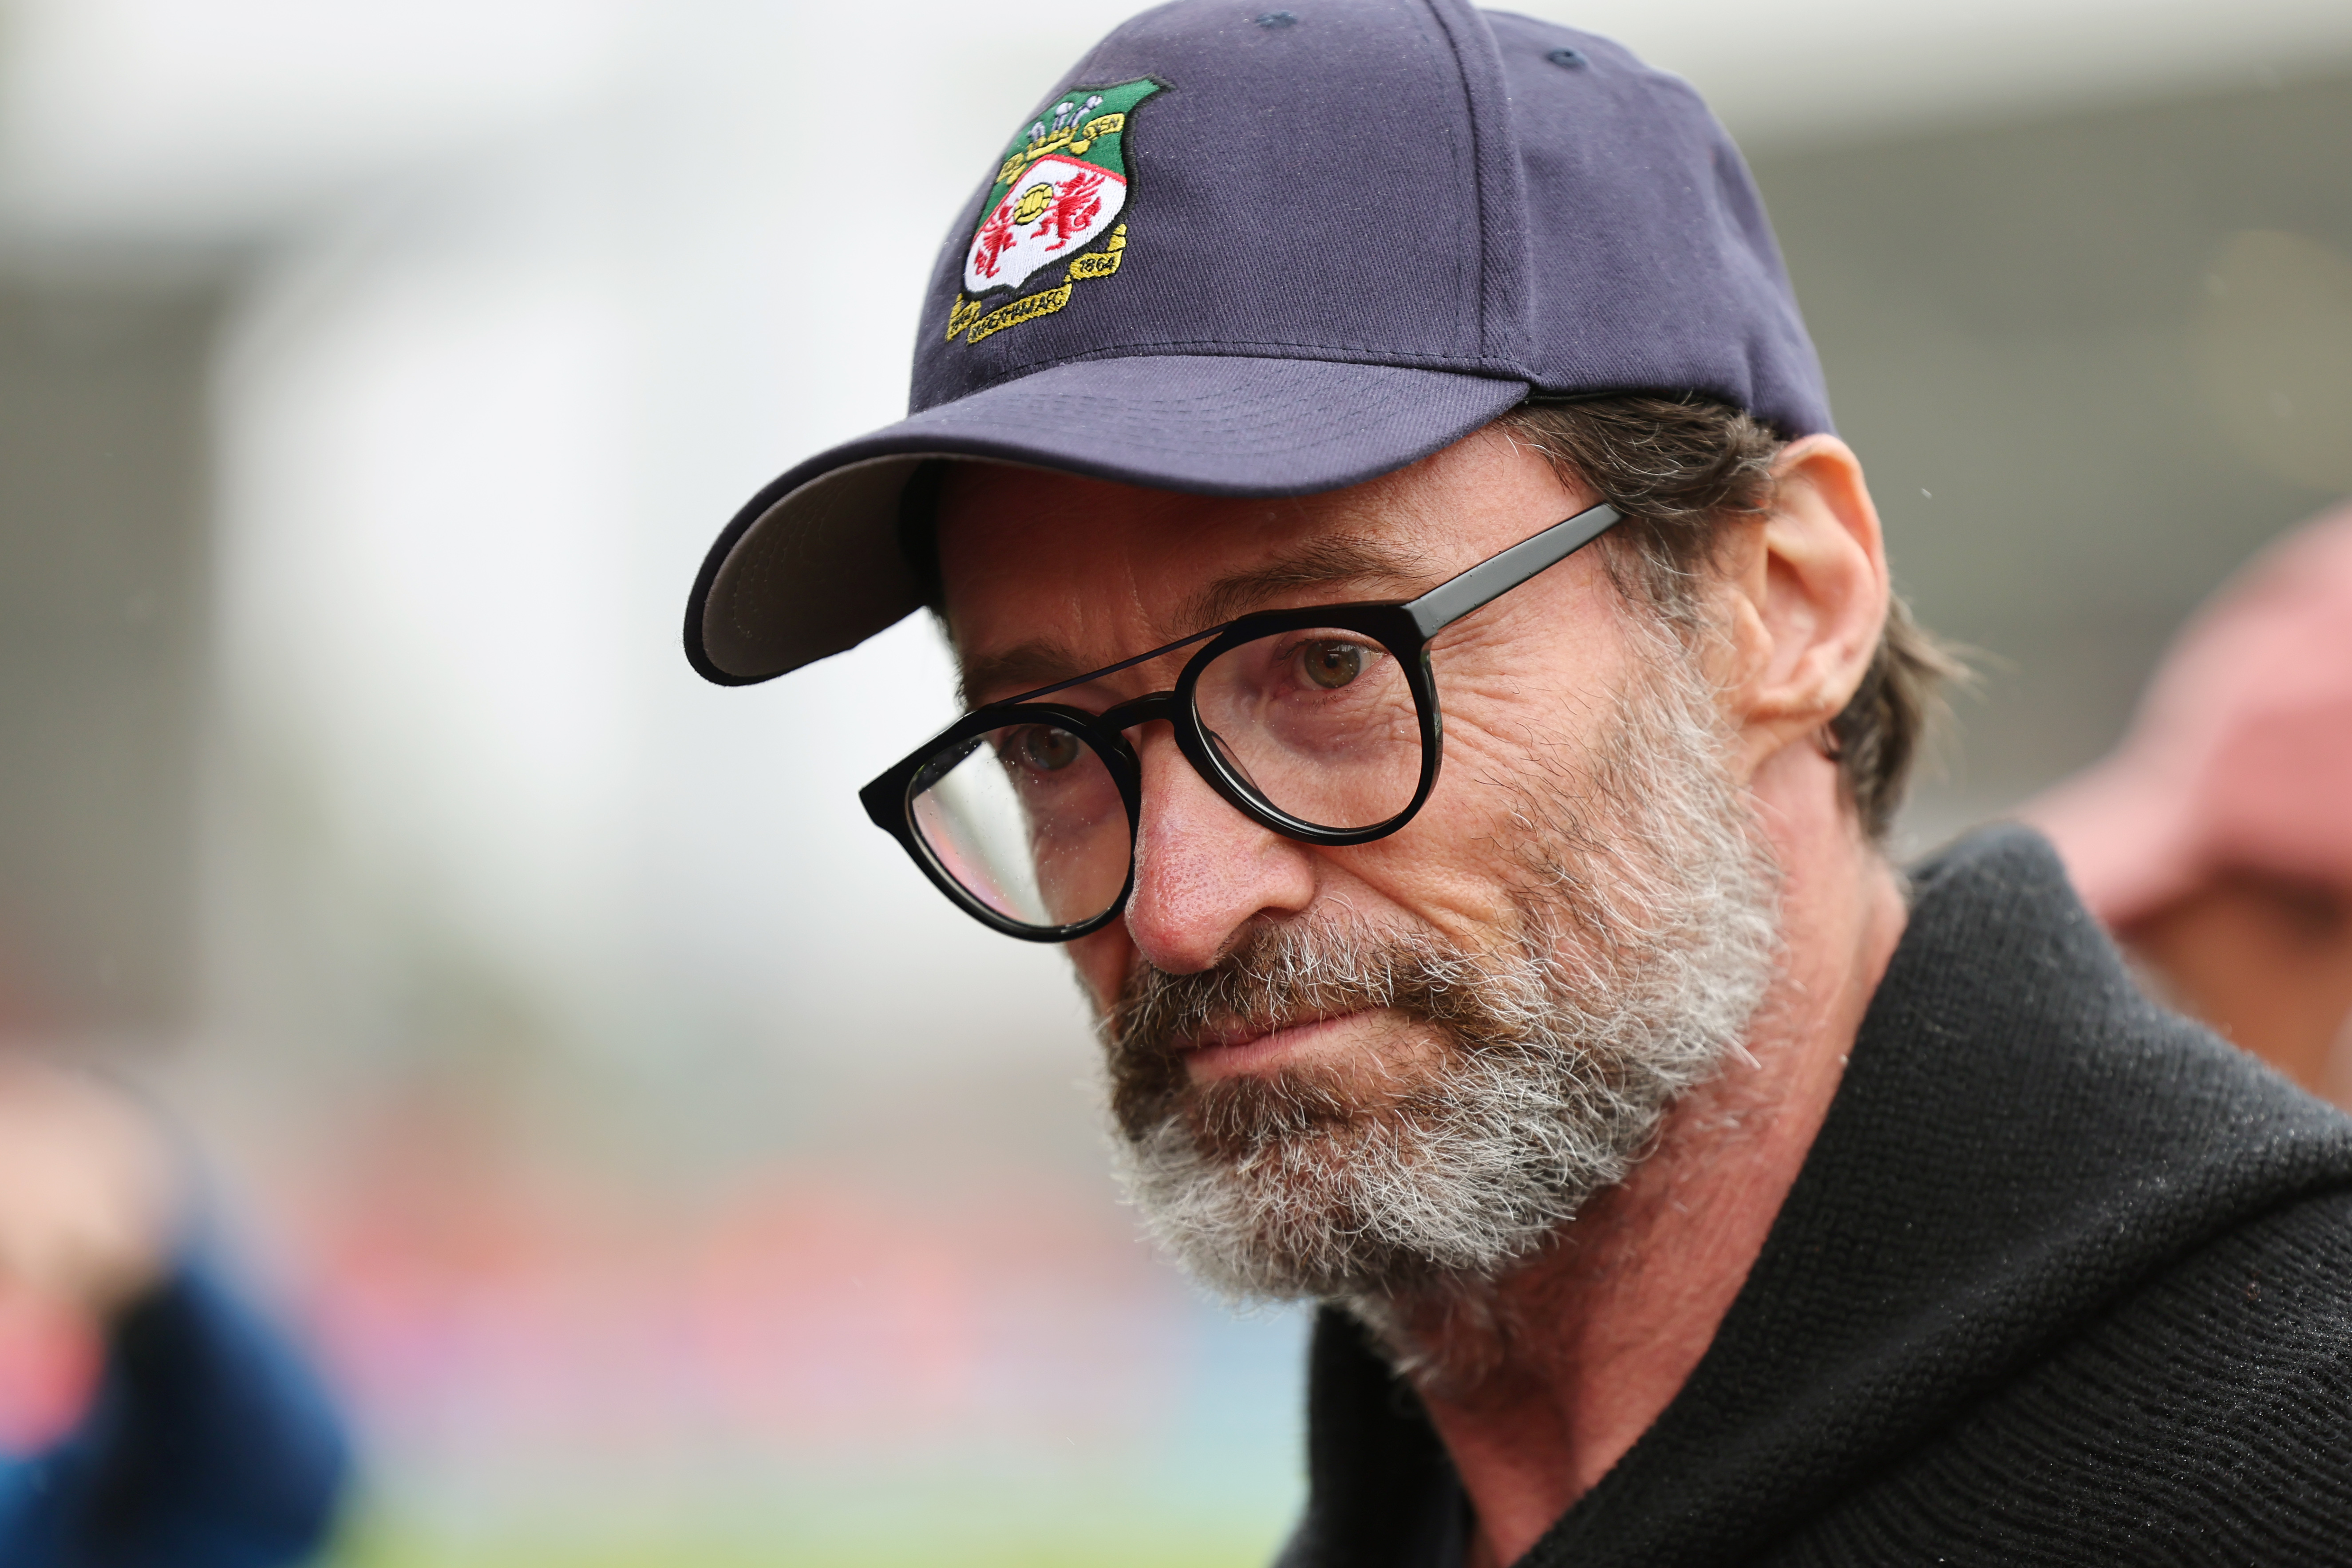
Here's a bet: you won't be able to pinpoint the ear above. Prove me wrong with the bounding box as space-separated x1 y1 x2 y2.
1718 435 1890 774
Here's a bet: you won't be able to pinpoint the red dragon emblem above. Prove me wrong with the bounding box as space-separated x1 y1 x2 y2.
968 205 1019 280
1033 170 1105 252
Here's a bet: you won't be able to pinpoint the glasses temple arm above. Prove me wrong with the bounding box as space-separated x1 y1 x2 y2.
1403 502 1623 641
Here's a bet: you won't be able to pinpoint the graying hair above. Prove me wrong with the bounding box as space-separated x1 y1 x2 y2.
1103 620 1783 1378
1496 395 1966 840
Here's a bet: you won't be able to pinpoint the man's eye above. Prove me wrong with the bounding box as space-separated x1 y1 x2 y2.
1018 726 1083 772
1298 640 1365 691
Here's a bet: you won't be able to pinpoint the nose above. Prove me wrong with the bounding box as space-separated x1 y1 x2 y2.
1122 724 1316 974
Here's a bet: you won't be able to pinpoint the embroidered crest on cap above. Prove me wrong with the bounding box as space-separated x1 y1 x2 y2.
945 78 1163 347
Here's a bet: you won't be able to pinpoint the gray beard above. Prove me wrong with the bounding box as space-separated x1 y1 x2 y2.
1099 636 1783 1342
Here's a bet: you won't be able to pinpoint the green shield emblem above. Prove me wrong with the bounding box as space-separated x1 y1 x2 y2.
948 78 1163 345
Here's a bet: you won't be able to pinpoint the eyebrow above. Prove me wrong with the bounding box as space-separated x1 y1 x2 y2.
958 639 1093 708
955 532 1434 709
1175 533 1432 633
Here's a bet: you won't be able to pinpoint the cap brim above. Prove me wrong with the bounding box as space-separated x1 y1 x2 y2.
685 355 1529 684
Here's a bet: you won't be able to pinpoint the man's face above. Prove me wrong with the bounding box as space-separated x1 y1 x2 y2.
941 431 1627 1015
936 431 1779 1304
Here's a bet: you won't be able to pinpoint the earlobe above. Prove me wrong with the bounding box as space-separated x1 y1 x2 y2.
1731 436 1890 766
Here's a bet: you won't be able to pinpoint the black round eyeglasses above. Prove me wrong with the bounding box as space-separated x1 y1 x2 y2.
858 501 1623 941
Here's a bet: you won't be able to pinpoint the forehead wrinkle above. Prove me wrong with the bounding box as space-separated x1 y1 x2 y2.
954 519 1438 708
1168 532 1436 639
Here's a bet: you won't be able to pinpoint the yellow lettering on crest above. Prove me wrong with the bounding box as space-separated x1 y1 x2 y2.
965 284 1073 344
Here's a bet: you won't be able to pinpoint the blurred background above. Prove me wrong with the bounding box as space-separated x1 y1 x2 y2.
0 0 2347 1562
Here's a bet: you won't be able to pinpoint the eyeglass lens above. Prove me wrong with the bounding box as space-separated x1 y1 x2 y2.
910 720 1130 930
1192 627 1421 830
906 627 1425 932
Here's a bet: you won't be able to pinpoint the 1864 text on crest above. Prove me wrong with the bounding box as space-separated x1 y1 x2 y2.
945 78 1163 347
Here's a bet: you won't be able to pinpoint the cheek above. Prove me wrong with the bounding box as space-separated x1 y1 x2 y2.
1427 633 1624 812
1067 928 1133 1018
1424 583 1630 758
1326 663 1622 942
1329 755 1539 944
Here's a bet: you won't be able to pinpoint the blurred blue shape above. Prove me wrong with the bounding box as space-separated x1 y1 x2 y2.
0 1254 351 1567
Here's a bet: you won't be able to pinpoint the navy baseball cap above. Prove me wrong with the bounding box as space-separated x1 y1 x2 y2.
686 0 1830 685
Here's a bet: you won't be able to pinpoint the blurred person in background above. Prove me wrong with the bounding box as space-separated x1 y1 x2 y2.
0 1054 349 1566
2028 501 2352 1109
683 3 2352 1562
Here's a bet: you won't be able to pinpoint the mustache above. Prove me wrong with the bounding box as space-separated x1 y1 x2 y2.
1102 914 1522 1142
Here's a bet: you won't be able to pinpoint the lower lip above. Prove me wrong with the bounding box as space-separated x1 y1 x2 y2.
1182 1012 1367 1079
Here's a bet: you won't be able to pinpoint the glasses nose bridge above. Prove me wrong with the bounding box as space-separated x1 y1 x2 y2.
1098 688 1182 737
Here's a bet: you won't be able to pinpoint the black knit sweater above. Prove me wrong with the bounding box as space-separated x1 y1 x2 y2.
1279 827 2352 1567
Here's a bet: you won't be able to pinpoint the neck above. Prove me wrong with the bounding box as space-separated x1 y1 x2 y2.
1391 747 1909 1568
